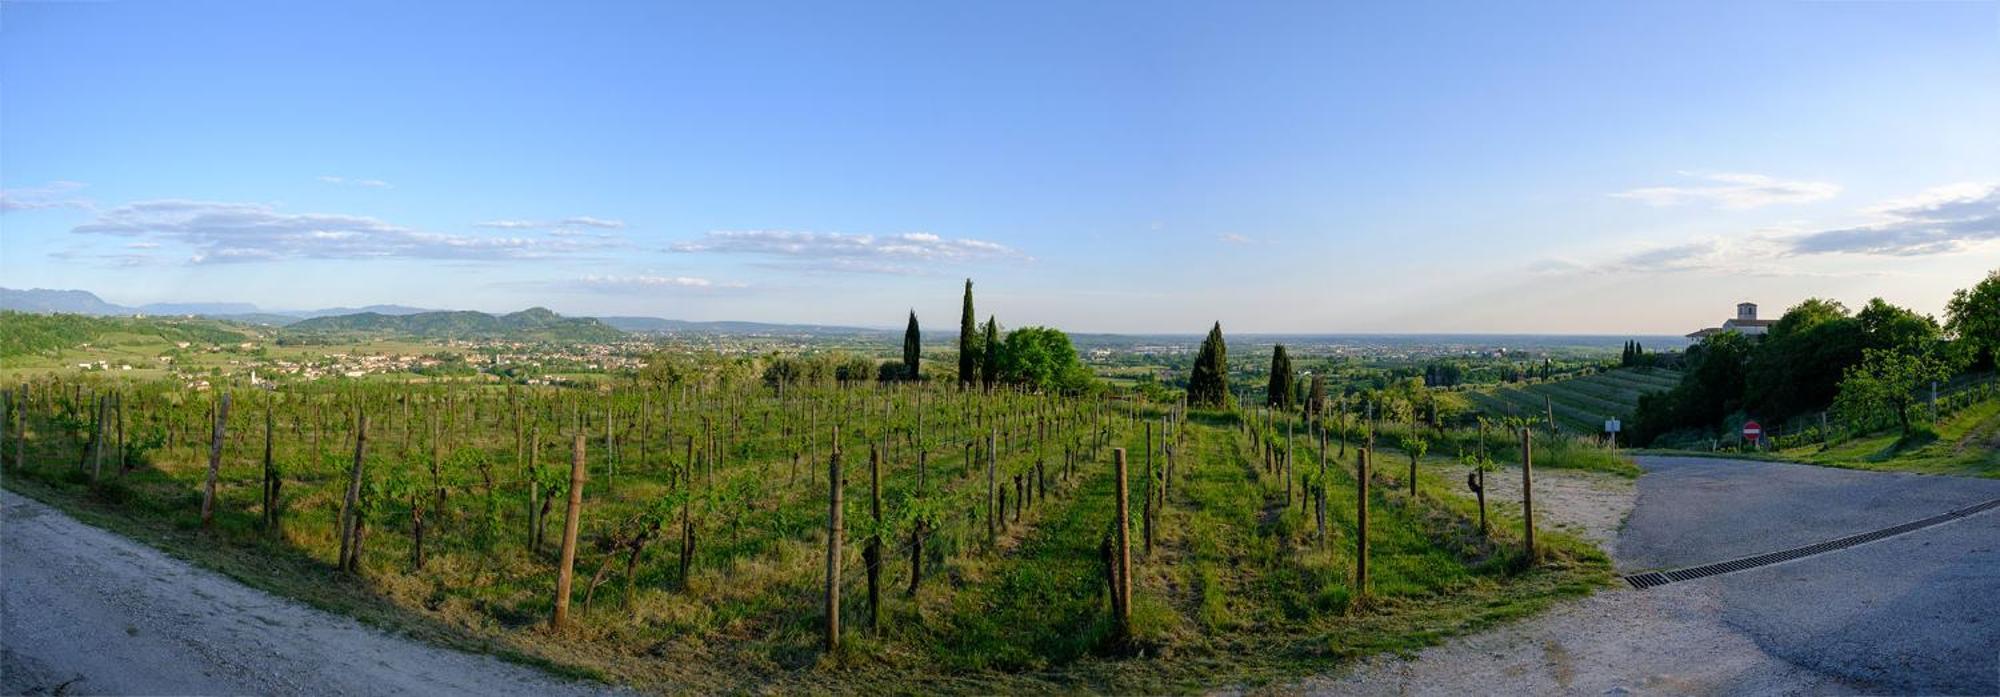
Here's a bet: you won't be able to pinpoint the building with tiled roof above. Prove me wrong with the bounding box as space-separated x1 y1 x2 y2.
1687 302 1775 340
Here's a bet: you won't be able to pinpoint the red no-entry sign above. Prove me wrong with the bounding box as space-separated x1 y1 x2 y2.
1743 420 1763 441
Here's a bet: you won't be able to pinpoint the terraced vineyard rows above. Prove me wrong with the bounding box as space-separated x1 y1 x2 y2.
1459 368 1681 433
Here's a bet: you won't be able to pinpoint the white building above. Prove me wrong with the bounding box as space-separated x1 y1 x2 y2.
1687 302 1775 340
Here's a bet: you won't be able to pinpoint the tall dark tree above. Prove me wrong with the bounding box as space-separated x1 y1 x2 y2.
1187 322 1229 407
1306 373 1327 418
902 311 922 380
1266 345 1295 409
980 316 1000 390
958 279 978 388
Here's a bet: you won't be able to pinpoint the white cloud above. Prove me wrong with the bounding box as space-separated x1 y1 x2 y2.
475 216 625 231
317 175 393 189
573 274 744 292
1787 182 2000 256
72 199 611 264
670 229 1026 274
1218 233 1253 245
0 180 93 212
1611 172 1840 209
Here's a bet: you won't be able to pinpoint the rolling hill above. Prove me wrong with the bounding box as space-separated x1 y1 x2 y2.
283 307 624 342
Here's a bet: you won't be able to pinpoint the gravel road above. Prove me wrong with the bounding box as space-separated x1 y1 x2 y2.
1292 456 2000 696
0 489 611 696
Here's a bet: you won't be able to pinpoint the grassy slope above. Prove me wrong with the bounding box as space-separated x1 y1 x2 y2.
1775 398 2000 478
2 400 1612 694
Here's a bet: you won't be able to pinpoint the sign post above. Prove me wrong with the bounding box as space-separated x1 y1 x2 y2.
1742 420 1763 450
1603 418 1621 451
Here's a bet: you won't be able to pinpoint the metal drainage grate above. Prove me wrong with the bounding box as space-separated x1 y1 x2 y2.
1621 496 2000 589
1623 572 1669 589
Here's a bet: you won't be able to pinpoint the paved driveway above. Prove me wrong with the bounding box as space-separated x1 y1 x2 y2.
1302 456 2000 695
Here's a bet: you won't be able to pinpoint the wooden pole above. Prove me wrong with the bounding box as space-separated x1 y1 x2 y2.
1520 428 1536 561
1113 447 1132 638
1356 447 1369 596
201 393 231 527
866 444 883 632
337 413 369 572
825 426 844 651
551 434 587 630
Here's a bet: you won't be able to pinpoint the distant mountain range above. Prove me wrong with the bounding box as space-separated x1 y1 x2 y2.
0 288 436 323
0 287 885 339
598 316 891 337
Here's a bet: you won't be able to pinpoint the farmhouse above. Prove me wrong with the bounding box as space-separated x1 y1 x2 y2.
1686 302 1774 340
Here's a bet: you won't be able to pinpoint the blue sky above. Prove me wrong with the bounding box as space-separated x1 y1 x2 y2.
3 1 1996 333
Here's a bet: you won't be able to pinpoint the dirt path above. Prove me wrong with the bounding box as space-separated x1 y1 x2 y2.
0 489 612 696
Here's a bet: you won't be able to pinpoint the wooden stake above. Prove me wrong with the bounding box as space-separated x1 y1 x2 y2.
552 434 587 630
1520 428 1536 561
1356 448 1369 596
825 426 844 651
201 393 231 527
1113 447 1132 638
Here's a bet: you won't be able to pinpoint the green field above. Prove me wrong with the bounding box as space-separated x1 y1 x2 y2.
1 373 1608 693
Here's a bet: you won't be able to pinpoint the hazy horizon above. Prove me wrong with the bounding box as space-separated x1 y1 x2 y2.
3 2 1994 334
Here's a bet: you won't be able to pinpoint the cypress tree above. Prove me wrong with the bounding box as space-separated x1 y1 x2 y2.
1188 322 1229 407
1266 345 1295 409
980 316 1000 390
958 279 977 388
1307 373 1327 418
903 311 922 380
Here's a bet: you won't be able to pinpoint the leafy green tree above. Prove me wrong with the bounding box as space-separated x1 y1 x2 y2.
1187 322 1229 407
1946 270 2000 370
1265 345 1295 409
996 326 1094 393
979 317 1000 390
1745 299 1863 422
902 311 921 381
1836 347 1949 435
957 279 978 387
1856 297 1940 355
1632 331 1754 443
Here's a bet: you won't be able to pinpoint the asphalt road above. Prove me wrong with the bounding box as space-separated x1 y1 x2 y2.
0 489 611 696
1304 455 2000 696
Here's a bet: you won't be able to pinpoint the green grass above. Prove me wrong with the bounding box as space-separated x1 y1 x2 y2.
1775 397 2000 478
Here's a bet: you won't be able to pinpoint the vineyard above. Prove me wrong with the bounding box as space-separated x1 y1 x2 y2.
1459 367 1682 434
0 373 1610 693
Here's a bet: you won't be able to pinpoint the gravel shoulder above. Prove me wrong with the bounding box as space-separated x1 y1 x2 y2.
0 489 611 697
1288 456 2000 695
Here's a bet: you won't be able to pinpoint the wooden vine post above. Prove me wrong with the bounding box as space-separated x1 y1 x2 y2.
824 426 844 652
337 412 370 573
1520 427 1536 562
1143 422 1154 556
1113 447 1133 639
1356 447 1370 596
986 429 998 548
865 444 883 632
201 393 231 528
551 434 587 630
262 402 280 532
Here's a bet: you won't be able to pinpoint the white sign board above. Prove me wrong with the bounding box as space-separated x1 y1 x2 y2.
1604 418 1621 433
